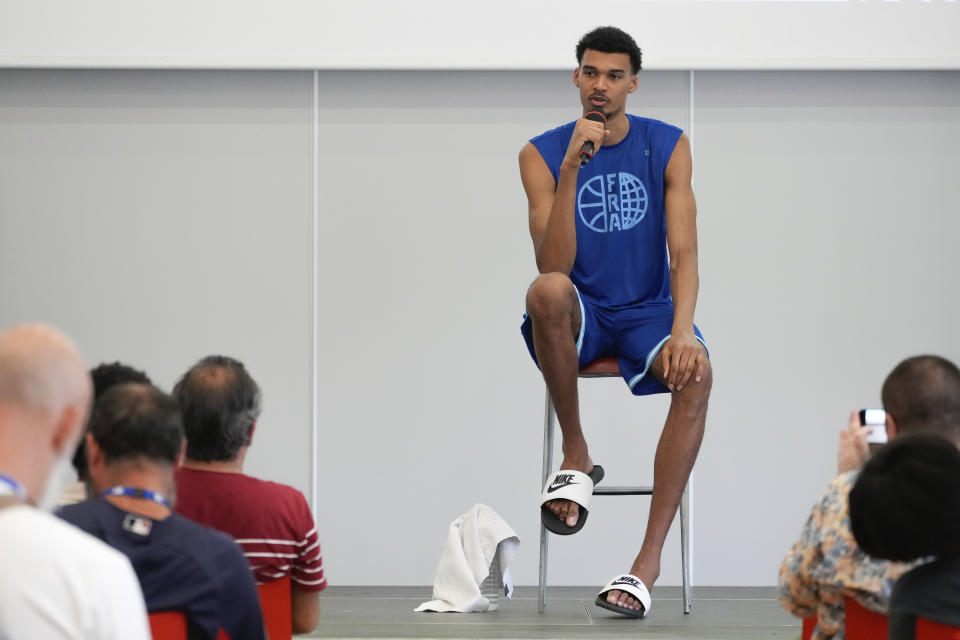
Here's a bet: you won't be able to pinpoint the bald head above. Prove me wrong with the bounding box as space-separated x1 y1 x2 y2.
0 324 92 417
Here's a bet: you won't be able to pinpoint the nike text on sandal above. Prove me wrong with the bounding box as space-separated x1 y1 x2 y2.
539 465 604 535
594 574 651 619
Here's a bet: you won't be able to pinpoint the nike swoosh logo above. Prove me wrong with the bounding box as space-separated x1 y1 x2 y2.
547 480 578 493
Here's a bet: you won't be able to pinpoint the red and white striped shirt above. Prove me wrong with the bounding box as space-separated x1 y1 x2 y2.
175 468 326 592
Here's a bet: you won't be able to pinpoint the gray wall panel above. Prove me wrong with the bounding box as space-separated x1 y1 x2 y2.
693 70 960 585
0 69 315 496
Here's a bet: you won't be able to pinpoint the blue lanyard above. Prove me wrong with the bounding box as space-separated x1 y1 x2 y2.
101 486 170 508
0 474 28 501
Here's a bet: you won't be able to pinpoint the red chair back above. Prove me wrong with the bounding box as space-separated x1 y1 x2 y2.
257 575 292 640
917 617 960 640
801 616 816 640
149 611 187 640
845 596 888 640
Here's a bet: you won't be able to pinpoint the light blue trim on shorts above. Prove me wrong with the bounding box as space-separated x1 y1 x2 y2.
627 334 709 391
573 284 586 356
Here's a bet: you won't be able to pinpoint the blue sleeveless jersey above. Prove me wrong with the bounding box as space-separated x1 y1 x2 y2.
531 114 682 310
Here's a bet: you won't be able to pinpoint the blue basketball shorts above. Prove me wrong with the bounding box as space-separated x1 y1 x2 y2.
520 287 708 397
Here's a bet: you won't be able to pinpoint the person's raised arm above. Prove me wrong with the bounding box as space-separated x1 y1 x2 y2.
661 134 703 392
520 118 606 274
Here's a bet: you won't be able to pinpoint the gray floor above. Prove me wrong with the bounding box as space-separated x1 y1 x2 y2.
304 586 802 639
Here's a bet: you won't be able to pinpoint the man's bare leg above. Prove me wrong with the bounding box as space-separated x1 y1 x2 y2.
605 346 712 612
525 272 593 528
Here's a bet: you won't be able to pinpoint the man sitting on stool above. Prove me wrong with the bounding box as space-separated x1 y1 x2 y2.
519 25 712 617
58 382 265 640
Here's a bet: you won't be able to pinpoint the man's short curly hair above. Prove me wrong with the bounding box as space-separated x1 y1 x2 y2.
576 26 642 75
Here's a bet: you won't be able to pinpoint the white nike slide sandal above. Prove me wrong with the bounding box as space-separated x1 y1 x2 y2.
595 574 651 618
539 465 604 535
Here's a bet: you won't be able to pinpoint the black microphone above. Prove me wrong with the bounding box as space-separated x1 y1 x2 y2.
579 109 607 166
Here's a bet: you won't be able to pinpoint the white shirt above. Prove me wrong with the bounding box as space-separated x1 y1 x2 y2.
0 504 151 640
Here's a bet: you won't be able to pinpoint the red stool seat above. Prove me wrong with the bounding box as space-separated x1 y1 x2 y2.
579 357 620 377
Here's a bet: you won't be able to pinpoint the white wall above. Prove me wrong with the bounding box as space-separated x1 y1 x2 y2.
1 68 958 587
2 1 959 69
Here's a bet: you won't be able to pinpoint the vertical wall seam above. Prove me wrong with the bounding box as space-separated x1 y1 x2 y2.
310 69 320 519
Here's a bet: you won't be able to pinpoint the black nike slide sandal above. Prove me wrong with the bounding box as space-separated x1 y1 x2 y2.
539 465 604 535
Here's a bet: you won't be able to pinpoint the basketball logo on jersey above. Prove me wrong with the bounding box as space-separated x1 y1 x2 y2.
577 172 648 233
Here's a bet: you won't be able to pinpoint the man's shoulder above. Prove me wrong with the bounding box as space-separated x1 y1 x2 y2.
2 505 131 567
240 473 308 502
628 114 683 133
823 470 858 503
802 471 857 531
163 513 248 563
529 120 576 154
183 469 308 509
56 497 101 524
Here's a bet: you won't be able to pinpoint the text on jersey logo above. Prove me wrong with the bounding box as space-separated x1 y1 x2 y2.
577 172 648 233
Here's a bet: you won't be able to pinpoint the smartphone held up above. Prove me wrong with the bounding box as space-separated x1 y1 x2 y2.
859 408 888 445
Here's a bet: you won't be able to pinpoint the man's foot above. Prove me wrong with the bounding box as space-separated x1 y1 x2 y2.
605 560 659 613
545 454 594 528
595 572 653 618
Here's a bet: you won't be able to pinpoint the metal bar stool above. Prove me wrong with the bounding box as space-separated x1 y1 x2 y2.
537 357 692 614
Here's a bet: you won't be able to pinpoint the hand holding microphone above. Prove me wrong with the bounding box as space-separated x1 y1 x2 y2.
579 109 607 166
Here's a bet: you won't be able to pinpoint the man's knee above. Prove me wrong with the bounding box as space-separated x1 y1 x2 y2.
677 355 712 404
525 272 577 321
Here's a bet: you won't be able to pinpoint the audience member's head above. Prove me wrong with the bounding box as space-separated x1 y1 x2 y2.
85 383 184 498
72 362 152 483
850 433 960 562
0 324 92 509
882 355 960 443
172 355 262 463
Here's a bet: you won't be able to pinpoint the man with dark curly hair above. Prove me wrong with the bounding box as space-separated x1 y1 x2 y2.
60 362 151 504
519 26 711 618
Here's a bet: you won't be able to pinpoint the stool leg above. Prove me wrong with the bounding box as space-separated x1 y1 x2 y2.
680 482 692 613
538 388 555 614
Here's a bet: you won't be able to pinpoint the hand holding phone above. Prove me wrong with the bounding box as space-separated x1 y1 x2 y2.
859 408 888 444
839 411 873 474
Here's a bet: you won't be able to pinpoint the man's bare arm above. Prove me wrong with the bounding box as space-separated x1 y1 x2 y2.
291 586 319 634
520 118 607 274
661 134 704 391
521 144 572 273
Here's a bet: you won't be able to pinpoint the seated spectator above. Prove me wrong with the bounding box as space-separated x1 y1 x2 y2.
779 355 960 639
60 361 151 505
58 382 266 640
173 355 324 634
0 324 150 639
850 433 960 640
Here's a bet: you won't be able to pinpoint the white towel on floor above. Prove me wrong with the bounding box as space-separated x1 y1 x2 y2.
415 503 519 613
